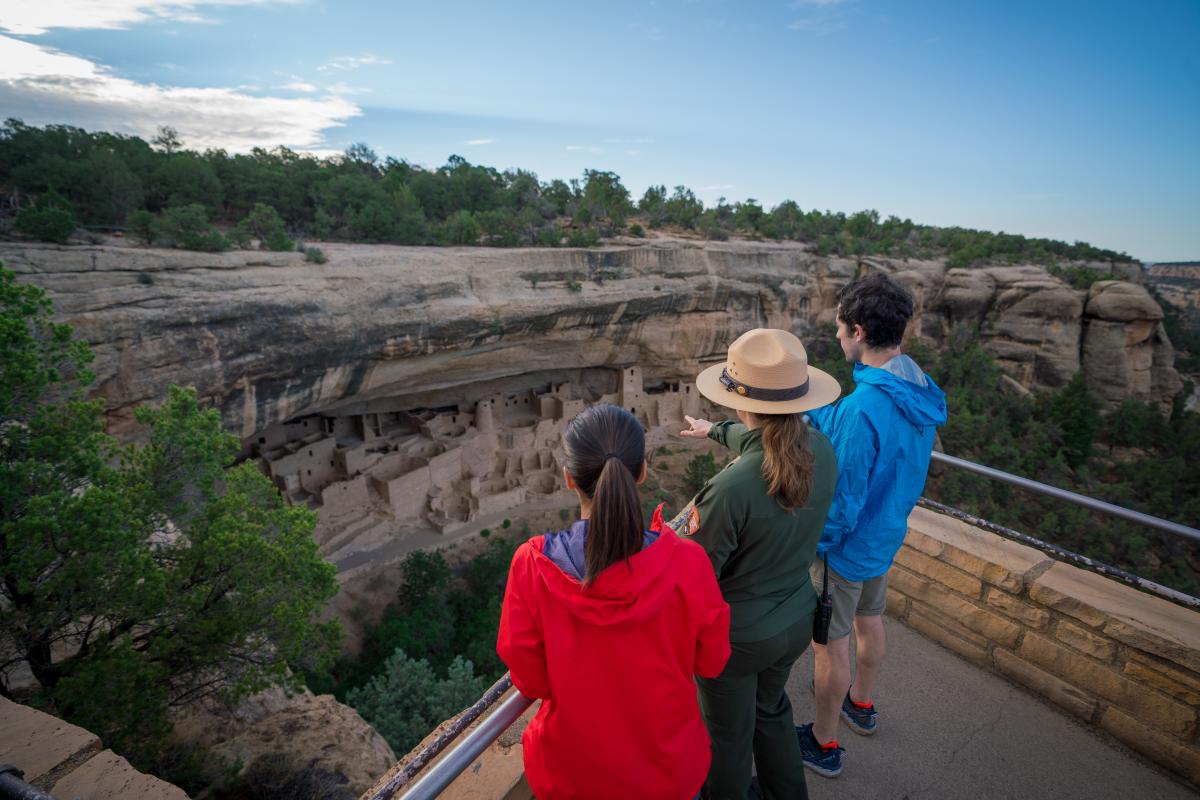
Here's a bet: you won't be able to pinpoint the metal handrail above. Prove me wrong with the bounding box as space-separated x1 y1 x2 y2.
0 765 57 800
395 689 534 800
929 451 1200 543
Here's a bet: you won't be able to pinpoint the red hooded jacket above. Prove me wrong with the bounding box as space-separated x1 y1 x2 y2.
497 508 730 800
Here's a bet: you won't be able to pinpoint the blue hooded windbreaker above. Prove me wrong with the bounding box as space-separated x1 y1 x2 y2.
805 356 948 581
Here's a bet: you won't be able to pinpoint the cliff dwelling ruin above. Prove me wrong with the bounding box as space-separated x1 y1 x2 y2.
251 365 707 585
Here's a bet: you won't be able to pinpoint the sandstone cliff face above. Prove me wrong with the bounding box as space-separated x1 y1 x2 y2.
0 238 1180 435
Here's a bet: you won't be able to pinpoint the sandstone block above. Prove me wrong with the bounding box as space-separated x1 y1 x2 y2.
887 563 931 599
901 529 944 558
1028 569 1108 628
985 587 1050 629
888 563 1020 646
1055 619 1117 662
51 750 189 800
1031 562 1200 673
1099 707 1200 787
907 601 990 665
1020 633 1196 737
885 587 909 619
0 697 102 789
992 649 1096 720
1103 617 1200 676
892 546 983 599
1123 654 1200 707
907 506 1048 593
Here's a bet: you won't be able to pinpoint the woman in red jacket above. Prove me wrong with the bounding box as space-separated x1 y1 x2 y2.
497 403 731 800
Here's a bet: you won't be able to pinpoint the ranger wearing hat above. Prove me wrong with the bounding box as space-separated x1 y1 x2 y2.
679 327 840 800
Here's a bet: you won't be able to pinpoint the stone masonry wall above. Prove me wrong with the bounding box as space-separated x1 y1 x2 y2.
0 697 187 799
888 507 1200 787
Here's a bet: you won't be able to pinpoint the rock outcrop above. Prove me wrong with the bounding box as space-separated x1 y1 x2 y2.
939 265 1085 391
1 237 1181 436
171 687 395 797
1083 281 1181 409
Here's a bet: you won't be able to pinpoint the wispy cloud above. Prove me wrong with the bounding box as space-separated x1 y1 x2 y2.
0 0 303 36
318 54 392 72
321 81 371 95
0 35 359 152
280 81 318 92
565 144 605 153
604 137 655 144
626 22 665 42
788 0 853 35
465 138 495 145
787 16 848 35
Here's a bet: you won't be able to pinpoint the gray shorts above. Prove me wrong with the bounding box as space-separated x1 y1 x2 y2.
810 560 888 641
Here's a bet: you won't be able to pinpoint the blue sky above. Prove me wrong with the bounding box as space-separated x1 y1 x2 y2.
1 0 1197 261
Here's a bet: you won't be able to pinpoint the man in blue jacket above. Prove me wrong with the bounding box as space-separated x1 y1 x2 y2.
795 272 948 778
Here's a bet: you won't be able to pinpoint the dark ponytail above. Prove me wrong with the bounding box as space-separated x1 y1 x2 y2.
562 404 645 584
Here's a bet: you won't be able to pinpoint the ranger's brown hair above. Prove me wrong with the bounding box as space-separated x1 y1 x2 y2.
756 412 814 510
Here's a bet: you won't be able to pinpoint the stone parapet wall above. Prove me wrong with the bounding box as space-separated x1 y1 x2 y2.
888 507 1200 787
0 697 187 799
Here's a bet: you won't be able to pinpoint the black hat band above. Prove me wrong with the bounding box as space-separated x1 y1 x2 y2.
719 367 810 401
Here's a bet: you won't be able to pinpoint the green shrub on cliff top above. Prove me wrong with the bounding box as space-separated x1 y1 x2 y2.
16 204 76 244
151 204 229 251
235 202 293 251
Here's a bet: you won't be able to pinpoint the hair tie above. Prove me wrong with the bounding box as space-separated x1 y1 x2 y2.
604 453 620 461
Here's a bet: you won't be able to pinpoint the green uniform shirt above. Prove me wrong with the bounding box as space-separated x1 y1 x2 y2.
691 421 837 643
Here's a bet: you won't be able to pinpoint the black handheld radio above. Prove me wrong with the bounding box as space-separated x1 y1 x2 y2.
813 553 833 645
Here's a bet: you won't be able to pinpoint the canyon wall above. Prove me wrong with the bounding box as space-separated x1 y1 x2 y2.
0 237 1181 439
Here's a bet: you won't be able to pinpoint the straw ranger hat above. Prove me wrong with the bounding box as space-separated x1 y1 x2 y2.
696 328 841 415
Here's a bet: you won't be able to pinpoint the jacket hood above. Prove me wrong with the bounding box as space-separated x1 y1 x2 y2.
854 360 948 428
527 511 682 627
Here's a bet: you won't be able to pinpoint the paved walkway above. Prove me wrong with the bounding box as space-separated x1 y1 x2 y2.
781 616 1193 800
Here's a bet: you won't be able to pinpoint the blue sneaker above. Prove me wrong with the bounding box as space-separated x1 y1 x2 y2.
841 693 878 735
795 723 844 778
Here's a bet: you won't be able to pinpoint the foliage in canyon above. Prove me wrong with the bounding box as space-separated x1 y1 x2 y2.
0 266 341 760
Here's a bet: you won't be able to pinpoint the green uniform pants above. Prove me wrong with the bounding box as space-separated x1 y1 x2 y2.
697 616 812 800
